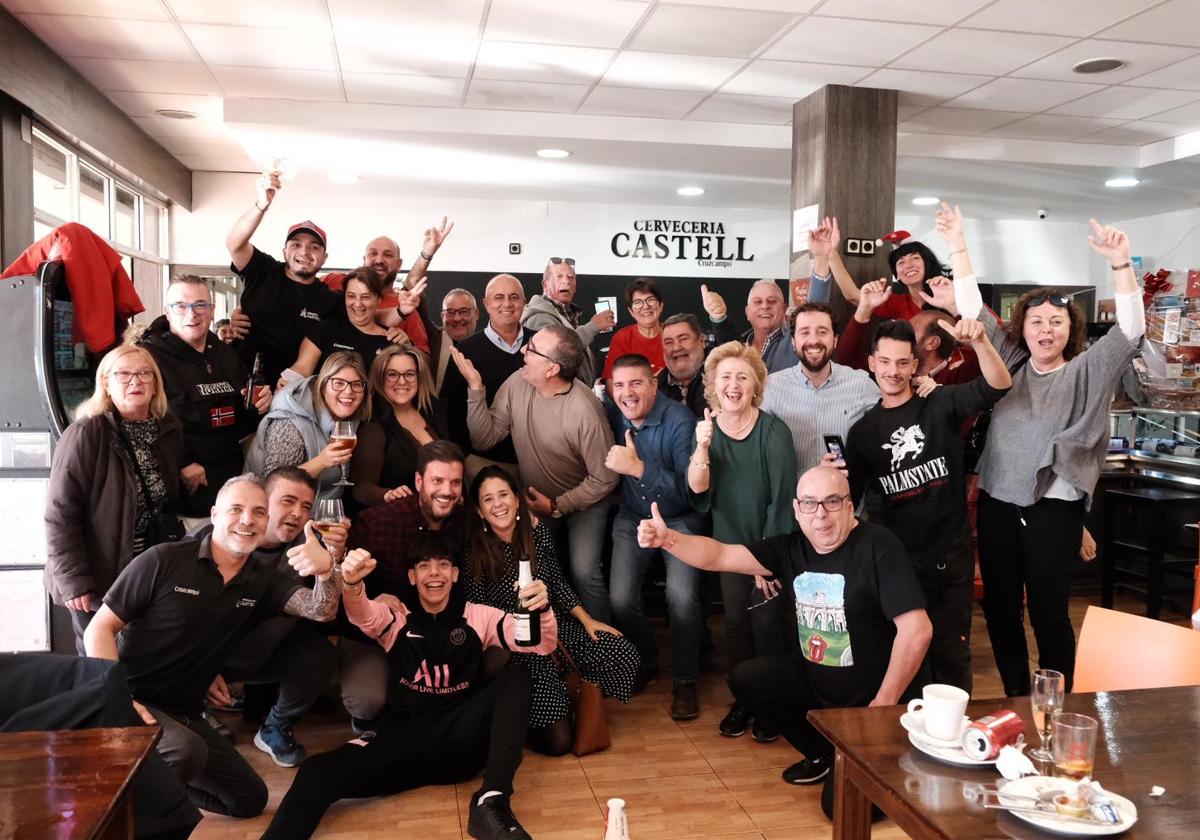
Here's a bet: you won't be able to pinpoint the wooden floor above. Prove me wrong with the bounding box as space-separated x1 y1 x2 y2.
192 589 1189 839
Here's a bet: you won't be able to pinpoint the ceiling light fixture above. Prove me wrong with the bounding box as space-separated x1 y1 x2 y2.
912 196 940 206
155 109 198 120
536 148 571 159
677 186 705 197
1105 177 1140 188
1072 58 1126 75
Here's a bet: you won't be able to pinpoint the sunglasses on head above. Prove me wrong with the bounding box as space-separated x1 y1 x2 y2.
1026 292 1070 308
548 257 575 266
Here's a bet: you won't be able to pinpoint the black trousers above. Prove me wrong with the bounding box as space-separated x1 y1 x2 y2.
221 616 337 727
719 571 792 674
977 492 1085 695
261 663 533 840
907 526 975 695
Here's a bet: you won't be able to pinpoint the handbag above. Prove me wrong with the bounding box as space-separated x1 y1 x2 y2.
556 645 611 756
114 418 184 548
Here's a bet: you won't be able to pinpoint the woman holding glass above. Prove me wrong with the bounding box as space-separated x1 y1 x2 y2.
45 344 184 651
246 351 370 501
462 466 639 756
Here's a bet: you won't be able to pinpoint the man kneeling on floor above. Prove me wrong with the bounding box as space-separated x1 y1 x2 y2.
260 531 558 840
85 474 340 819
638 466 931 809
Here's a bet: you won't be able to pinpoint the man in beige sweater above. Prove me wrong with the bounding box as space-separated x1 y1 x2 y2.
455 324 619 621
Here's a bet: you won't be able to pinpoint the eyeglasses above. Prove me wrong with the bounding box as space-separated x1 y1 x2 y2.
796 495 850 514
328 377 366 394
524 342 557 365
1026 293 1070 309
548 257 575 266
629 298 661 311
167 302 214 316
384 369 419 384
110 369 155 384
442 307 477 319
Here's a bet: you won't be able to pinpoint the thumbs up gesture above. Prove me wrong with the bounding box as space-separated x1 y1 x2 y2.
637 501 670 549
287 521 334 580
695 407 716 451
605 428 644 478
700 284 727 321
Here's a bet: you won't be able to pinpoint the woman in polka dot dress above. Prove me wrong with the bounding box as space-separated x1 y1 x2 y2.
462 466 640 755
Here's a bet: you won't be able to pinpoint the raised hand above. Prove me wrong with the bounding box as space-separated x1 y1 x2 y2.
700 283 727 321
605 429 644 478
695 407 716 451
808 216 841 259
525 486 554 516
938 317 985 346
450 346 484 390
934 202 965 245
637 501 670 549
1087 218 1131 266
255 170 281 210
319 518 350 560
919 276 957 314
287 521 334 579
590 308 616 331
422 216 455 258
856 278 892 318
819 451 848 477
396 277 428 317
340 548 376 586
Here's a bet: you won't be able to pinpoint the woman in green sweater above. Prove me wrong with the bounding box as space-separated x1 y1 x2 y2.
688 341 797 740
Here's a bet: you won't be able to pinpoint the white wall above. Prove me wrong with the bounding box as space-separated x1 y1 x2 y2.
1100 206 1200 296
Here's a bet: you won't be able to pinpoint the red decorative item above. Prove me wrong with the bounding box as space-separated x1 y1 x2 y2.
1186 270 1200 299
875 229 912 248
1142 269 1173 307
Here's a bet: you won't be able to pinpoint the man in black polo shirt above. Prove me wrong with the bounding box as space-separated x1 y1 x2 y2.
85 474 341 819
225 169 343 383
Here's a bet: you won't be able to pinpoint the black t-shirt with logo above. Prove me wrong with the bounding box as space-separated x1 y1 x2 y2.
845 379 1006 551
312 315 392 374
102 537 300 714
747 522 925 708
233 247 343 384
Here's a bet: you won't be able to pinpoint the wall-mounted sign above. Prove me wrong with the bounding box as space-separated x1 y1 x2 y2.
611 219 756 268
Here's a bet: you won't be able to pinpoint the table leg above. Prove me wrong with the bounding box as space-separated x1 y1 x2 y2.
832 749 872 840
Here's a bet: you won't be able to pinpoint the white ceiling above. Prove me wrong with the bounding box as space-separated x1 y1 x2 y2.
7 0 1200 220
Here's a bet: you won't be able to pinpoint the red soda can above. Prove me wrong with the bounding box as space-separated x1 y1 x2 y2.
961 709 1024 761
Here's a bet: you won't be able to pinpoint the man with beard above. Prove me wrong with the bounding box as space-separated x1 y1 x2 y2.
521 257 614 384
343 440 468 728
761 303 879 474
83 475 340 819
225 170 343 384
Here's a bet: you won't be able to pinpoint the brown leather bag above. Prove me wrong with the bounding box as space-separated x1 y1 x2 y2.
557 646 610 756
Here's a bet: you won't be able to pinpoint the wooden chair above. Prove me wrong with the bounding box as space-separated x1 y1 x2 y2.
1073 606 1200 693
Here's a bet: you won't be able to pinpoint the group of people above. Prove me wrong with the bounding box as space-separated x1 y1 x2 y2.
36 167 1145 840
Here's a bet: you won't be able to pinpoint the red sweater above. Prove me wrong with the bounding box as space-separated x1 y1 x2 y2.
602 324 666 380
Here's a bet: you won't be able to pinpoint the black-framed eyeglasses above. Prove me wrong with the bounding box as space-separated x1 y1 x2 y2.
1026 293 1070 309
441 307 477 319
167 302 214 316
629 298 661 311
328 377 366 394
796 494 850 514
524 342 557 365
110 369 155 384
384 369 419 384
548 257 575 266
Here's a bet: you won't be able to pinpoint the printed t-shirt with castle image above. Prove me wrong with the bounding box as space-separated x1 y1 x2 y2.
747 522 926 708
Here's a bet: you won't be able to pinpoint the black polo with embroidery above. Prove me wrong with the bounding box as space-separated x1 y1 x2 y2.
103 536 301 715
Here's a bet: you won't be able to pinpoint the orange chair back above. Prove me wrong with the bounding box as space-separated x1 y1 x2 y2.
1073 606 1200 693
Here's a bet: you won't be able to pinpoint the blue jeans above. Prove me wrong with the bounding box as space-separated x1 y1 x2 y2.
610 511 705 683
543 500 612 623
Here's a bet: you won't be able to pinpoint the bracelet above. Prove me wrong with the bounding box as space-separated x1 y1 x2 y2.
254 201 267 212
343 578 363 595
420 250 433 262
949 248 966 256
664 529 679 551
690 459 709 469
1111 261 1131 271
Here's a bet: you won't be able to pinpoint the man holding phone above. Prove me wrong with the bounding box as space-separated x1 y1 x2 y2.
521 257 614 384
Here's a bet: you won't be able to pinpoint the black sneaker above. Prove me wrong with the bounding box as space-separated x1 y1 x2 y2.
718 702 751 737
201 709 236 744
782 755 831 785
467 792 532 840
752 718 779 743
670 682 700 721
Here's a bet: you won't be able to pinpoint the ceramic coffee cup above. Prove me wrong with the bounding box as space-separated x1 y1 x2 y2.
907 684 969 742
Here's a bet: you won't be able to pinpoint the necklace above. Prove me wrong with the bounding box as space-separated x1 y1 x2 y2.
720 408 757 438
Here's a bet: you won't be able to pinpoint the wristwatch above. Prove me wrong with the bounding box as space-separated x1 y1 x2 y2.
550 500 563 519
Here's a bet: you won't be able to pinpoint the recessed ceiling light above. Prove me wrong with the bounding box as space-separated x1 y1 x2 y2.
1072 58 1126 75
327 172 361 185
677 186 705 197
536 148 571 159
1105 177 1140 188
912 196 940 206
155 109 198 120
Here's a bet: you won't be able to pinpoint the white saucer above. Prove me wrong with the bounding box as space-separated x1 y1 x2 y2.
997 776 1137 836
900 711 970 749
907 732 995 767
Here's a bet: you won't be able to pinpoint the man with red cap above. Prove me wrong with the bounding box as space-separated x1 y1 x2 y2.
225 170 343 383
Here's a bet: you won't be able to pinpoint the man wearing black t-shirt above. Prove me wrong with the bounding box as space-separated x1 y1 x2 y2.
637 466 931 796
845 318 1010 694
225 170 343 383
84 475 342 819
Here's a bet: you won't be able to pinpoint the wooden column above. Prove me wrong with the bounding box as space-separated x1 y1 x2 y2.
0 94 34 270
790 85 897 318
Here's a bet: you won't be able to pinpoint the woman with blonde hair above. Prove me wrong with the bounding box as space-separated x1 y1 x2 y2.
688 340 797 740
350 344 447 510
45 343 184 650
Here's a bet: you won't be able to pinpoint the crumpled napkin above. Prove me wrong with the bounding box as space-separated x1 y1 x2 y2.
996 745 1036 780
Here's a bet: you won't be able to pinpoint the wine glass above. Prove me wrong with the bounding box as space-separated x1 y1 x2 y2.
330 420 356 487
313 498 345 561
1029 668 1065 761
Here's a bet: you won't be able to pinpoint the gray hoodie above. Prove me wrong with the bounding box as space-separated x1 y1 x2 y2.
520 294 601 385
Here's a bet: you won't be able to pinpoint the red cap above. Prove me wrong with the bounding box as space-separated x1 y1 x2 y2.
875 229 912 248
286 220 327 248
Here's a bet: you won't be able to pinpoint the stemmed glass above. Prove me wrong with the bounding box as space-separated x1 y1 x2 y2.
313 498 344 561
330 420 356 487
1029 668 1065 761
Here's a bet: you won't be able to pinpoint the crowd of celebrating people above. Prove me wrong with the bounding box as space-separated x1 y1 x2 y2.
35 167 1146 840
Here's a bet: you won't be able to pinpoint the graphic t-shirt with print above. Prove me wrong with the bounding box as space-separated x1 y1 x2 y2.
747 522 925 708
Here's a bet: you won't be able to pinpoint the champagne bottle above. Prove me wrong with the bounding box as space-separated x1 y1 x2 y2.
244 352 265 410
604 798 630 840
513 555 540 648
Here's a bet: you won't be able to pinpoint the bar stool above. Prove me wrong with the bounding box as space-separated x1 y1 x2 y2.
1101 487 1200 619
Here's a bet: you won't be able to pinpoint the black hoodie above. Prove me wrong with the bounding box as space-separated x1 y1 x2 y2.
140 316 257 515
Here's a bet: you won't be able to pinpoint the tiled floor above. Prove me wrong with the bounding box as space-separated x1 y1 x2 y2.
191 590 1188 839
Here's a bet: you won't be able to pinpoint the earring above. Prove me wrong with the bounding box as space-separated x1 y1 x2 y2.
516 512 521 521
482 521 488 533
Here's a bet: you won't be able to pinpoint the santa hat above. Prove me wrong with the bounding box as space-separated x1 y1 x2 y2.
875 229 912 249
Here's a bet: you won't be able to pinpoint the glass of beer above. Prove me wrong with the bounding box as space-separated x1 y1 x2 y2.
331 420 356 486
1051 713 1098 780
1029 669 1064 761
313 498 344 560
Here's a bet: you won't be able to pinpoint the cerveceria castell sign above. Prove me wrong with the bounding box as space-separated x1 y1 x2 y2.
611 219 755 268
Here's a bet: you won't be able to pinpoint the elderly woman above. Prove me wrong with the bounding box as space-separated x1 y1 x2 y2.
247 351 370 500
688 341 797 740
45 343 184 651
350 344 446 511
602 277 666 381
462 466 638 755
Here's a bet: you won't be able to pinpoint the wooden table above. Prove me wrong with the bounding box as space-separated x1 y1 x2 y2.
809 686 1198 839
0 726 160 840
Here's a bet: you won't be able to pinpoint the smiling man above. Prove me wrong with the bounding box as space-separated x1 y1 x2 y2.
83 474 340 820
742 280 799 374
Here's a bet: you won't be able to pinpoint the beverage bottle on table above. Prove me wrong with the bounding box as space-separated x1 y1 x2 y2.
513 555 540 648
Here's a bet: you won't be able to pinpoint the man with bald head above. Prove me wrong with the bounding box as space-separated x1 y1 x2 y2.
638 465 930 796
441 274 535 477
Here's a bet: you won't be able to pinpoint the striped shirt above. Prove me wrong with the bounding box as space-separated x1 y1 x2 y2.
762 361 880 473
